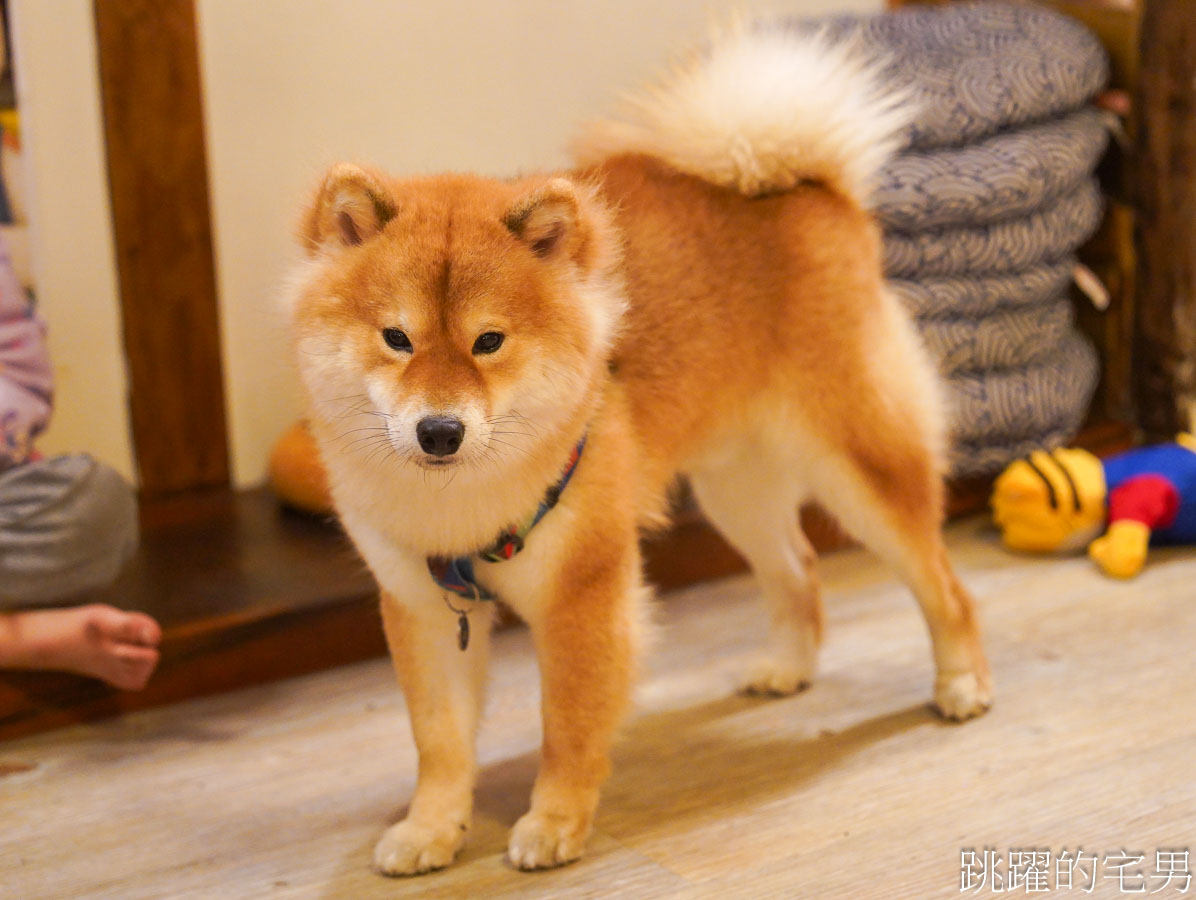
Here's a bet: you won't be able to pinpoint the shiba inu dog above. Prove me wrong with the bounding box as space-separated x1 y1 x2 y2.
285 25 992 876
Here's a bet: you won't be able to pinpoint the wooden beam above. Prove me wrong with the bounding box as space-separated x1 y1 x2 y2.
94 0 230 494
1132 0 1196 437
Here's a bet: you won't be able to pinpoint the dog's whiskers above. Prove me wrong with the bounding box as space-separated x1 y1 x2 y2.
336 431 391 452
487 437 534 459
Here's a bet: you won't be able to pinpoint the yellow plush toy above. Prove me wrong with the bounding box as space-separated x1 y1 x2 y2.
992 435 1196 578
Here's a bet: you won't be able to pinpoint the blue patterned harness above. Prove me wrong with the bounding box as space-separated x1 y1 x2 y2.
427 435 586 650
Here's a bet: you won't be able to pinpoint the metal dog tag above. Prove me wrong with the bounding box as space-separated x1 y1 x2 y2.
457 612 470 651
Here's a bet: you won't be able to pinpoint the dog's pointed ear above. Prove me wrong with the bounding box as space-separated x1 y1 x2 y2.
503 178 591 262
302 163 397 255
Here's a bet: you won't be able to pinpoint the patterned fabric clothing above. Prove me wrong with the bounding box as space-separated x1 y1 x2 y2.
0 238 138 606
0 234 50 470
0 454 139 608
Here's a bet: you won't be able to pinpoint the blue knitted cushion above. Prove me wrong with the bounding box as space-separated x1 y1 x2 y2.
944 332 1098 475
892 258 1074 319
875 109 1109 230
918 296 1075 377
806 1 1108 150
884 178 1103 278
953 426 1094 479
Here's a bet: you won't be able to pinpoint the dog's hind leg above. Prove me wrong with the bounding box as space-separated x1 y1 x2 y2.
808 428 993 721
690 454 822 696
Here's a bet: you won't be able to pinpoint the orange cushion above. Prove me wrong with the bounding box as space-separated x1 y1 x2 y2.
268 421 334 515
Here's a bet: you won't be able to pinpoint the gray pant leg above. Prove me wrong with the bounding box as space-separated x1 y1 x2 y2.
0 455 138 608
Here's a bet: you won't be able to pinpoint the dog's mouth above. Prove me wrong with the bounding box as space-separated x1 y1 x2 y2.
416 456 460 469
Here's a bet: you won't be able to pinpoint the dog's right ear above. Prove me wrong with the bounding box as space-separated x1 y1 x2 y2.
301 163 397 256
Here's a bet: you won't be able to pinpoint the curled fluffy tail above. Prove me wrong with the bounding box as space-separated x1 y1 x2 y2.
573 23 915 207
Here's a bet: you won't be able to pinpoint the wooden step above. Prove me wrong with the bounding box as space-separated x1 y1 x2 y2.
0 488 382 740
0 485 764 741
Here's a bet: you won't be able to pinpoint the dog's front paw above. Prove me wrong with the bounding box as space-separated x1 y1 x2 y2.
373 818 466 876
933 671 993 721
740 656 815 696
507 810 590 870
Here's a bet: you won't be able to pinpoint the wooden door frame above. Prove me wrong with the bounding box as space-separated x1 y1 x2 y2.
94 0 229 496
1132 0 1196 437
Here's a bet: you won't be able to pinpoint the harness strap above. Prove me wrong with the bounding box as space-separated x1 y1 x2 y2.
426 433 587 649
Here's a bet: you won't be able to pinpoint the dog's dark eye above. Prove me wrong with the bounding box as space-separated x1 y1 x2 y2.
382 328 412 353
473 332 504 355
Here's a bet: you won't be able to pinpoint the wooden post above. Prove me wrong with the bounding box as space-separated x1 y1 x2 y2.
1133 0 1196 437
94 0 230 495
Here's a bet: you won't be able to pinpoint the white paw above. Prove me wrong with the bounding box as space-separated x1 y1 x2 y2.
373 819 466 876
507 811 589 871
740 656 815 696
933 671 993 721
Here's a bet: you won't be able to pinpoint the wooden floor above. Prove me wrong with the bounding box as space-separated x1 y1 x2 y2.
3 515 1193 899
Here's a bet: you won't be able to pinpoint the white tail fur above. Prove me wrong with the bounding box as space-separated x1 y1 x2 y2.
573 23 915 206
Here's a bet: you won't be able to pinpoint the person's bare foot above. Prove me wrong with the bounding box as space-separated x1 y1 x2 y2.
0 604 161 690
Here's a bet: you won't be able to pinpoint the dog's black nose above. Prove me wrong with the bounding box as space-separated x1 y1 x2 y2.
416 417 465 457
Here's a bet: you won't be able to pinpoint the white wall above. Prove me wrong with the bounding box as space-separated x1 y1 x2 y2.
197 0 881 487
9 0 134 480
6 1 882 489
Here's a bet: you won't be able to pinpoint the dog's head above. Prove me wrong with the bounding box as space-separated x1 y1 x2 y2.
286 164 624 474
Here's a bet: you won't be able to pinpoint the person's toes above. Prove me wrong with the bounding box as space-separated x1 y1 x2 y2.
82 603 128 641
110 645 159 691
121 612 161 647
86 604 161 647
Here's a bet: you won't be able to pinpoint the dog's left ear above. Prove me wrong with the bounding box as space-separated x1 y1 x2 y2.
504 178 601 266
301 163 397 256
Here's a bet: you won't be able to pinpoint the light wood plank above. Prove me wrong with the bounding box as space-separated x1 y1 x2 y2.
3 517 1194 897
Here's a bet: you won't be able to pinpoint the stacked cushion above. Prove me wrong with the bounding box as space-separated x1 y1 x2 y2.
874 109 1110 230
800 2 1109 476
883 180 1104 278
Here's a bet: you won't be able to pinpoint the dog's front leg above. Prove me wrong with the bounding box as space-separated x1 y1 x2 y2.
507 553 641 870
374 591 493 876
